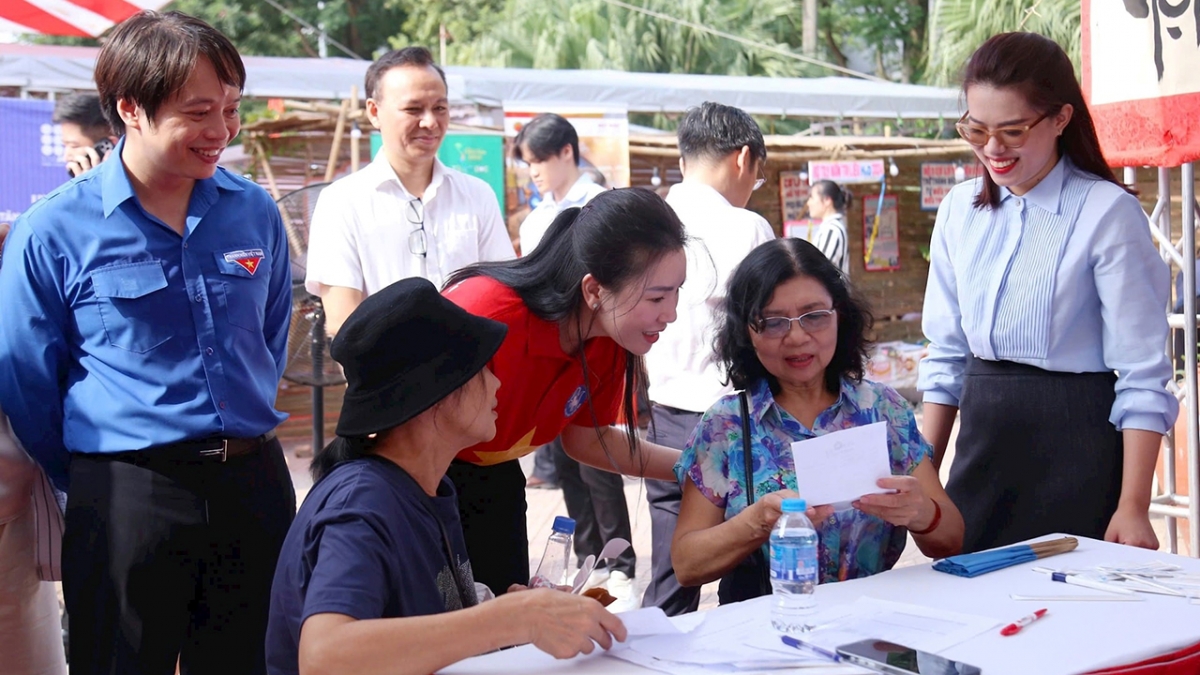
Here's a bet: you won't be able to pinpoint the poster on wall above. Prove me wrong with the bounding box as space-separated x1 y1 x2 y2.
503 104 630 220
862 194 900 272
808 159 885 184
779 170 819 240
0 99 71 224
919 162 983 211
1082 0 1200 166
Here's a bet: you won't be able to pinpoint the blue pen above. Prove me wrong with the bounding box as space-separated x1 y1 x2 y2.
780 635 842 662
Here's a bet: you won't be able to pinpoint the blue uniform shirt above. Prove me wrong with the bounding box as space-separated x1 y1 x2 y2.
0 139 292 490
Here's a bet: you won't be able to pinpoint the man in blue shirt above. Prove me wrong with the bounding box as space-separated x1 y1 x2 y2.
0 11 295 675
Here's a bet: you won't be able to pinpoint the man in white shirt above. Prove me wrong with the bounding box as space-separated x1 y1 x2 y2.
514 113 606 256
643 102 775 615
305 47 514 333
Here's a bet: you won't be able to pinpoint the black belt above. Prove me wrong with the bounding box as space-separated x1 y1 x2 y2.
110 431 277 464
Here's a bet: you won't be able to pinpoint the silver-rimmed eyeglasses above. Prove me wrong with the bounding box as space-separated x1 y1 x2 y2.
407 197 427 258
752 309 836 338
752 165 766 191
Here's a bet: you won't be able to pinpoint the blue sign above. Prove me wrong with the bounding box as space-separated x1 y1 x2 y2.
0 98 71 224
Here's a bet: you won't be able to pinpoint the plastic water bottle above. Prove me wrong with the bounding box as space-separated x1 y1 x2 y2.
529 516 575 589
770 498 819 633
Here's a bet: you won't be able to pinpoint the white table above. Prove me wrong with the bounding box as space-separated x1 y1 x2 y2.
438 535 1200 675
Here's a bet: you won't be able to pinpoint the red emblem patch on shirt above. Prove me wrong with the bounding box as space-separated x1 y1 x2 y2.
223 249 265 276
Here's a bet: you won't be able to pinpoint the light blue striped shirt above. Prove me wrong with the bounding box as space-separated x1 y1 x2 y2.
918 158 1178 434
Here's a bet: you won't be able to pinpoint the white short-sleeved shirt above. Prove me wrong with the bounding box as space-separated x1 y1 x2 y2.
646 181 777 413
305 155 515 295
517 175 606 256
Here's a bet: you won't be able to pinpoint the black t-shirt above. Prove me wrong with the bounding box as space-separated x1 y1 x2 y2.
266 456 477 675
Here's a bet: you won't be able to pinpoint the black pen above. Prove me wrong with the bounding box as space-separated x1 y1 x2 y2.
780 635 842 662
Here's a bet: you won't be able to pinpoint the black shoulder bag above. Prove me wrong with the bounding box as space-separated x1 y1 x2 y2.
715 391 773 605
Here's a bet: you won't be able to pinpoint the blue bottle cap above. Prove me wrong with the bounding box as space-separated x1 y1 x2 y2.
552 516 576 534
781 498 808 513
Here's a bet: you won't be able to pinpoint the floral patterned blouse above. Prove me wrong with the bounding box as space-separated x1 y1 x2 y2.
674 377 933 584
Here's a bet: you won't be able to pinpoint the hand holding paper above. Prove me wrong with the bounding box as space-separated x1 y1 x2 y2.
790 421 892 507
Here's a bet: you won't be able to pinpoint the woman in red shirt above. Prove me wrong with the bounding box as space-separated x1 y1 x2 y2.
443 187 688 595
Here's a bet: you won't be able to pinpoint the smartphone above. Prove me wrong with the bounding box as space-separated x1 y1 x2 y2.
836 639 982 675
93 138 114 161
65 138 115 177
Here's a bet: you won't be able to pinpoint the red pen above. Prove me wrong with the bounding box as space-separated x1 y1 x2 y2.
1000 608 1048 636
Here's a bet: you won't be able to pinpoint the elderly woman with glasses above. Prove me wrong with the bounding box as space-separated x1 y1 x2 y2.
671 238 962 603
919 33 1177 555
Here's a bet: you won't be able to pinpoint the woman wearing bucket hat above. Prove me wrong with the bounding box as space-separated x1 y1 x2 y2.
443 187 688 597
266 278 626 675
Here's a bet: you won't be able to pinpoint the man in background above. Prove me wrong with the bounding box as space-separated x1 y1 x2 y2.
305 47 514 334
643 102 775 615
53 92 117 177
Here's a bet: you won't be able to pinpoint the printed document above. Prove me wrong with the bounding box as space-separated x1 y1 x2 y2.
791 421 892 507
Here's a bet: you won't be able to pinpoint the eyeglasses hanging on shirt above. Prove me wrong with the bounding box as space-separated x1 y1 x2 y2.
407 197 427 258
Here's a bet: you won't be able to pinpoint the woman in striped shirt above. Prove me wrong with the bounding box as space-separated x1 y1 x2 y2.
917 32 1177 553
808 181 850 277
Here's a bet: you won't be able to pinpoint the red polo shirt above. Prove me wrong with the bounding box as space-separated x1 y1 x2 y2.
444 276 627 466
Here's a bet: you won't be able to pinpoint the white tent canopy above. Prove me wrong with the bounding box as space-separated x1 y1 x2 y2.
0 44 962 119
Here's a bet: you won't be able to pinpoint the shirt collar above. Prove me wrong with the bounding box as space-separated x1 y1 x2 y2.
101 137 244 218
667 180 734 209
559 174 598 206
748 376 861 426
369 153 447 201
999 156 1068 215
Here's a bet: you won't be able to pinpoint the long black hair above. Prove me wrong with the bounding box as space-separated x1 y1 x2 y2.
963 32 1131 208
445 187 687 466
716 238 873 395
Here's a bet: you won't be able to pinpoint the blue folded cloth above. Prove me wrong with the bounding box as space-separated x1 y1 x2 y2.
932 545 1038 578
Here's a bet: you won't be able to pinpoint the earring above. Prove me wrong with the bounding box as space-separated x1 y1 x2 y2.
592 303 599 310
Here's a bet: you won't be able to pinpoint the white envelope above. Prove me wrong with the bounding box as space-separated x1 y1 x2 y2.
790 421 892 506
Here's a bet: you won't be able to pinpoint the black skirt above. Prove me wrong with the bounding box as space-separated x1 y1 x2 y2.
946 357 1124 553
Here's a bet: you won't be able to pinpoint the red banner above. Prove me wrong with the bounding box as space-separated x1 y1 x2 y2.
0 1 166 38
1082 0 1200 167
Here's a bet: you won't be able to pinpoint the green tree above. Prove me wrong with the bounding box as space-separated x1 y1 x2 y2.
821 0 928 82
924 0 1080 86
165 0 407 58
452 0 821 77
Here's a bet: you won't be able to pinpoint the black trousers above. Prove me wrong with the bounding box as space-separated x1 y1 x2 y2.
447 458 529 596
549 438 636 576
948 357 1124 553
63 439 295 675
641 404 703 616
530 445 559 484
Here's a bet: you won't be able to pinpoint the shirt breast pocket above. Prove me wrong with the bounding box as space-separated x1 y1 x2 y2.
213 249 271 332
90 262 175 353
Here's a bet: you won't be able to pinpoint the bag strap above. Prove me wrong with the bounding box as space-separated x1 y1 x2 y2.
739 390 772 595
739 390 755 507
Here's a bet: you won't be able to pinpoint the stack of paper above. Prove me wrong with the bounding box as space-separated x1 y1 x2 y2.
606 598 1000 675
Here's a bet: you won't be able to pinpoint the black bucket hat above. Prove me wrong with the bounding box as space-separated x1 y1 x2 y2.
331 277 507 437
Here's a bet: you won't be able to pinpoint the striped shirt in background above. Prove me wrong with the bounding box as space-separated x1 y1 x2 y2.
918 158 1177 434
814 213 850 277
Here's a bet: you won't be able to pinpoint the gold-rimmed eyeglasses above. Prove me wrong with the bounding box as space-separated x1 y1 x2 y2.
955 110 1053 149
407 198 427 258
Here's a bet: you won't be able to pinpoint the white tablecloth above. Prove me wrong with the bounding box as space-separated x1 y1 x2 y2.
438 535 1200 675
